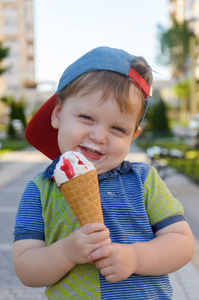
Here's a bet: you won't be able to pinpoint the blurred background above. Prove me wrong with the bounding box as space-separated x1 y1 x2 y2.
0 0 199 182
1 2 199 298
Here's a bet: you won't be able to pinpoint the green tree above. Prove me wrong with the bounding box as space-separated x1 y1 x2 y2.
2 96 27 137
172 80 190 99
146 97 171 136
156 19 191 77
0 41 9 75
172 80 191 121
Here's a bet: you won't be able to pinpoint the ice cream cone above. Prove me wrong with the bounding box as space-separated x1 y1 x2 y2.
60 169 103 226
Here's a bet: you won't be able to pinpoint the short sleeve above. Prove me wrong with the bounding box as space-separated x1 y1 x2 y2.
143 166 184 231
14 180 45 241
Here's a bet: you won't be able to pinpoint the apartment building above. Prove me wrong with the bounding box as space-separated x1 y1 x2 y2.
169 0 199 35
0 0 36 99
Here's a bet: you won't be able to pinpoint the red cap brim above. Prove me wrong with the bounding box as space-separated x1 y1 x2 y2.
25 94 60 160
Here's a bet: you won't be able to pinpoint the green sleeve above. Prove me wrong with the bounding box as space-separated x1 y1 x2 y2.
143 166 184 227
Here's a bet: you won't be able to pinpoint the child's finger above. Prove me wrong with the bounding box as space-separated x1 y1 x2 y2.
81 223 107 234
88 230 110 244
88 244 112 262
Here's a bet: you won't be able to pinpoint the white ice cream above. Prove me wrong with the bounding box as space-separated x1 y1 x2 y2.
53 151 95 186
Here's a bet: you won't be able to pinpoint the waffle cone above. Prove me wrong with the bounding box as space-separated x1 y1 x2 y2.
60 170 103 226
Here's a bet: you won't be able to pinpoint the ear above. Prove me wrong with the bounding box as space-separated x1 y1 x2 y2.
132 126 142 141
51 101 62 129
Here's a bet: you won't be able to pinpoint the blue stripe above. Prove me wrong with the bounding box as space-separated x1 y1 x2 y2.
152 214 185 233
14 231 45 241
98 164 172 299
14 180 45 239
100 274 172 299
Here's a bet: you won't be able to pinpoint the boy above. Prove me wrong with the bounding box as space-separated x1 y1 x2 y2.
13 46 194 299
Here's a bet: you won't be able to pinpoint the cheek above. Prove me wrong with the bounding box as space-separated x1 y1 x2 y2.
57 124 84 152
58 115 78 138
114 139 132 158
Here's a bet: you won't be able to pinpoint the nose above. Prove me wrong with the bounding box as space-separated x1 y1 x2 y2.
89 126 108 144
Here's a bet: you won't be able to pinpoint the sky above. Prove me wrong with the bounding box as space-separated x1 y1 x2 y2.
33 0 170 89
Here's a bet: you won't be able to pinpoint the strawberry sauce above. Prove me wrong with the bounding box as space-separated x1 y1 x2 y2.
75 154 88 170
61 157 76 179
60 155 89 179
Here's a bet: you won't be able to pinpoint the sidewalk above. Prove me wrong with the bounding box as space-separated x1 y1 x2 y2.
0 146 199 299
0 148 50 187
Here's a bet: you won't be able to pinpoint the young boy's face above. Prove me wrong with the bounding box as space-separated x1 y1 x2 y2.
51 85 142 175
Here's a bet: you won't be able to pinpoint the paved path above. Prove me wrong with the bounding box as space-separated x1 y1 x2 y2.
0 145 199 299
0 149 49 299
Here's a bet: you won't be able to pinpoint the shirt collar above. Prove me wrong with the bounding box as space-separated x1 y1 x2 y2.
43 155 133 180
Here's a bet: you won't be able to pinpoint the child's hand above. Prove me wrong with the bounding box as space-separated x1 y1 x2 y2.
88 221 194 282
88 243 137 283
66 223 111 265
13 223 111 287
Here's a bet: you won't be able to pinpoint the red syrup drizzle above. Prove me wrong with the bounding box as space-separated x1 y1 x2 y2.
60 157 76 179
75 154 88 170
59 154 89 180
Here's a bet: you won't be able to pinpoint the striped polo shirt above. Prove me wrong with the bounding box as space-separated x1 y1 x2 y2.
14 158 184 299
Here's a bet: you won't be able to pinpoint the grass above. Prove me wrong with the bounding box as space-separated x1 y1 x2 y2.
0 136 30 156
138 134 188 151
137 133 199 183
169 149 199 181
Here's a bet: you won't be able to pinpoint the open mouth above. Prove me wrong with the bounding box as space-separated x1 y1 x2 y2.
78 145 105 161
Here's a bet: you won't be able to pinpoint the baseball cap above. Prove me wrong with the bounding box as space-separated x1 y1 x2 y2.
25 46 153 160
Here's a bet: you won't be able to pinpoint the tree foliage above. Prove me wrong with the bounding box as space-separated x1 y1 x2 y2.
172 80 190 100
156 19 191 76
3 96 27 137
146 97 171 135
0 41 9 75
